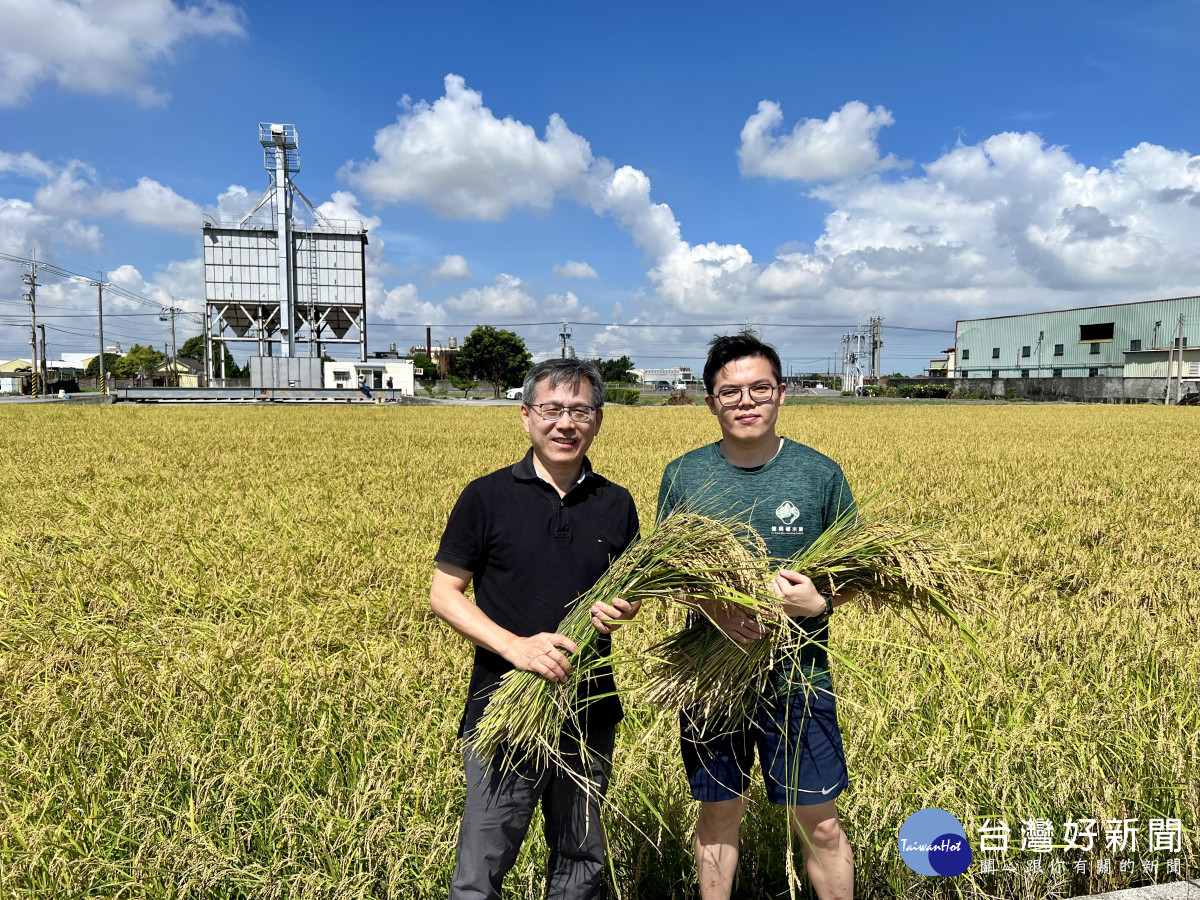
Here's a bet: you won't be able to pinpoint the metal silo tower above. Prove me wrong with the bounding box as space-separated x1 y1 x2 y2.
203 124 369 387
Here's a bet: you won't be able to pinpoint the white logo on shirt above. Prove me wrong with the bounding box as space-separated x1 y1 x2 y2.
775 500 800 525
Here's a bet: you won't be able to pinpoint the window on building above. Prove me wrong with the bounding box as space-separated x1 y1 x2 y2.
1088 367 1099 377
1021 345 1031 357
991 369 1000 378
1052 368 1063 377
991 347 1000 359
1175 337 1189 348
1020 369 1029 378
333 370 350 381
1079 322 1115 342
1190 362 1200 377
1053 344 1064 356
961 349 970 360
961 370 970 378
1129 339 1142 352
1089 342 1101 355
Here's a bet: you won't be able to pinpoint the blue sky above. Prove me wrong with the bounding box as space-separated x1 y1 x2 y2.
2 0 1199 373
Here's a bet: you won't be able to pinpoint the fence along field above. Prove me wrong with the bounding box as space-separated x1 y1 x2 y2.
0 403 1196 899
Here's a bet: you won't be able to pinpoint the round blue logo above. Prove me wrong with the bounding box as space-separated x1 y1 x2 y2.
898 808 972 876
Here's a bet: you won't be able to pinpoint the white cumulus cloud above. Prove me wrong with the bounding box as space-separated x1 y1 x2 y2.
542 290 596 319
552 260 599 279
430 254 473 280
443 273 538 317
345 74 594 220
0 0 245 107
339 78 1200 333
10 155 203 232
739 100 906 182
376 282 421 322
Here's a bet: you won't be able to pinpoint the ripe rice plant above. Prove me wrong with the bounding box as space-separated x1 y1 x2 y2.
638 508 984 729
0 402 1195 899
468 511 772 768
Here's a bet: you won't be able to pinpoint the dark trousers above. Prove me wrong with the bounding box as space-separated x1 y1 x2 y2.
449 728 615 900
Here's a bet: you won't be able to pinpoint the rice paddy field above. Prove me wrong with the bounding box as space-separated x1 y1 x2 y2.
1 402 1196 899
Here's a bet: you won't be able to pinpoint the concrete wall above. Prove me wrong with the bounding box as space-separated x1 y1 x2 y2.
251 356 323 389
889 376 1184 403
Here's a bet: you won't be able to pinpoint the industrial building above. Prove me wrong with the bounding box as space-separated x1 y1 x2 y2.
950 296 1197 402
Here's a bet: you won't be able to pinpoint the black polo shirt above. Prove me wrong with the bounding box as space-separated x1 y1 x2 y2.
435 448 639 738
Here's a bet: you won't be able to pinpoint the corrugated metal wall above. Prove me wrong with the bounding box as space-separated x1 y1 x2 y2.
954 297 1199 378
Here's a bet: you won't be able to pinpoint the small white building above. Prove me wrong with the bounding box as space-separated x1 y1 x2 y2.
634 366 694 386
323 359 415 394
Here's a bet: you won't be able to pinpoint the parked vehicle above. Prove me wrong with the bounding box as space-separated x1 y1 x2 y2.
505 387 524 400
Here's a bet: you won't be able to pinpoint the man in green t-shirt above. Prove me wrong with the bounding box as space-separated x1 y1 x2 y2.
657 333 856 900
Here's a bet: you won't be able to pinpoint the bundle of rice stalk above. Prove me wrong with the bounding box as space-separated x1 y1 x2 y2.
638 615 806 727
467 512 774 769
640 505 981 726
783 507 981 628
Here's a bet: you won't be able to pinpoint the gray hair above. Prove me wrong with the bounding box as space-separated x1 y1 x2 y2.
522 358 605 408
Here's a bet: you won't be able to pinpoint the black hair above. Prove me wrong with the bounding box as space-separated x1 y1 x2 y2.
702 333 783 395
522 358 605 408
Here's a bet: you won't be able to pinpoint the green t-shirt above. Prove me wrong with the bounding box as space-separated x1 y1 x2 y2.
656 437 855 689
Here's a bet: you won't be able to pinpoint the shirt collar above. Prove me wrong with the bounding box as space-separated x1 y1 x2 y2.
513 447 593 486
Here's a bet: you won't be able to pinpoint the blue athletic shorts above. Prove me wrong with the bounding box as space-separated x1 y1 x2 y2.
680 683 848 806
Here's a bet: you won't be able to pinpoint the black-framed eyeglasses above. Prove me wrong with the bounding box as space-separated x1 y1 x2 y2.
714 383 779 407
526 402 597 423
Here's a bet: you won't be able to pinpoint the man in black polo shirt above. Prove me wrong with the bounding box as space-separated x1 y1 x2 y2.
430 357 640 900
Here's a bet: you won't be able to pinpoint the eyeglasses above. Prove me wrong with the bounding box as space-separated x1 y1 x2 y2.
714 383 779 407
526 402 598 423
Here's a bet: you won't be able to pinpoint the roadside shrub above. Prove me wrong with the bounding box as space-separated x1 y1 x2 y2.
894 383 951 399
605 387 640 406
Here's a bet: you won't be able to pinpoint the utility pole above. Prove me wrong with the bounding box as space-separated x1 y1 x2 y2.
22 262 38 397
160 304 179 386
169 306 178 386
39 324 47 387
1173 313 1186 404
96 273 106 394
1164 321 1174 403
868 316 883 381
202 312 211 389
1036 330 1044 378
559 320 572 359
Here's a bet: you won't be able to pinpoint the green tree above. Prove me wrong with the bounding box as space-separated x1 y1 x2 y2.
592 355 636 384
178 335 246 378
458 326 533 398
113 344 164 378
84 353 121 378
411 353 437 379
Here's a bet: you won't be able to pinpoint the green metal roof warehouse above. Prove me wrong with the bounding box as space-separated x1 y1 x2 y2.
953 296 1198 380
